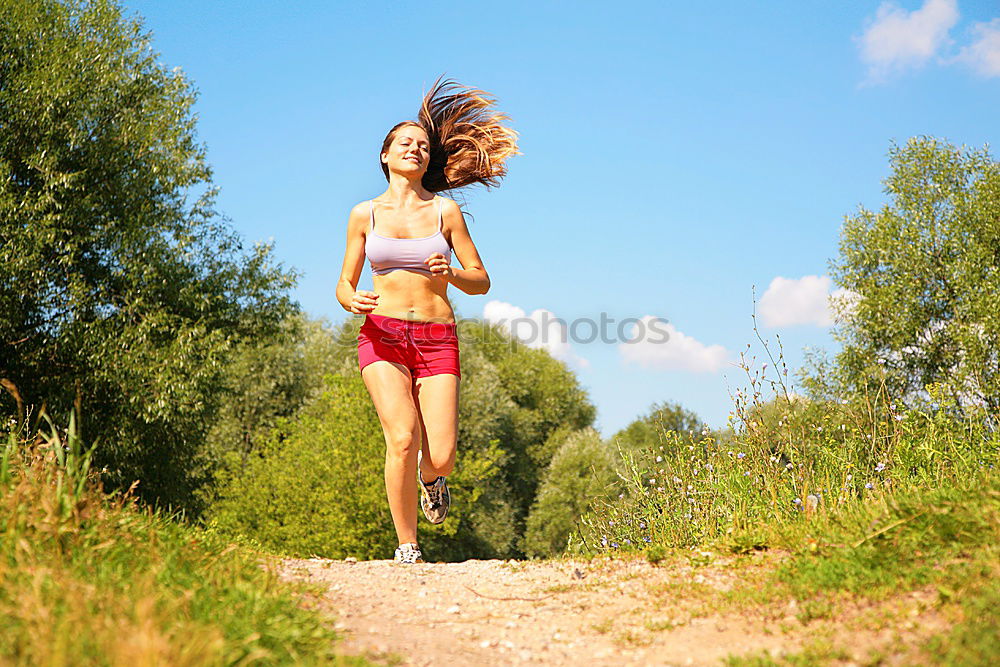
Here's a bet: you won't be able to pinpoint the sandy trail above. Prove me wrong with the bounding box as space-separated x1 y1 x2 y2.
275 554 803 666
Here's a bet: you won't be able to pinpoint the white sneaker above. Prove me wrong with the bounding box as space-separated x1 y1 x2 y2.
394 542 423 564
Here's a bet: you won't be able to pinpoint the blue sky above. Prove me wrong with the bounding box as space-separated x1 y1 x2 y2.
125 0 998 437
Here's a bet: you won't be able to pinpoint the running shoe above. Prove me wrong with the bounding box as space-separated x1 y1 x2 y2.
393 542 423 564
420 475 451 524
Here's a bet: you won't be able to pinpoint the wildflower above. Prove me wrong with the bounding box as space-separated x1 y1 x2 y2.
687 485 694 491
619 493 625 499
793 498 802 505
762 363 768 372
656 455 663 463
875 462 885 472
894 415 903 422
786 463 793 470
625 539 632 546
649 478 656 485
673 477 682 484
737 452 746 459
639 521 647 530
706 464 713 472
846 474 852 481
608 520 615 527
744 471 751 477
643 536 651 543
601 537 608 547
865 482 873 490
816 426 823 432
611 542 620 549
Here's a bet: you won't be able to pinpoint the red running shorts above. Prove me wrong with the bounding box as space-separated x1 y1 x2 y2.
357 314 461 379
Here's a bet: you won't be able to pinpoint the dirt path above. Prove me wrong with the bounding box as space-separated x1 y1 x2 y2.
274 553 941 666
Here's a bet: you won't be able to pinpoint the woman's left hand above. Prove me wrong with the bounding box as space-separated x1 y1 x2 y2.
425 253 454 279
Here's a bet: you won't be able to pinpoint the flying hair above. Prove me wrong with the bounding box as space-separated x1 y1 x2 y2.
380 76 520 192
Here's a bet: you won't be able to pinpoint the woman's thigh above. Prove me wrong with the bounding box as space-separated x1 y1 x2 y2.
412 373 459 459
361 360 419 443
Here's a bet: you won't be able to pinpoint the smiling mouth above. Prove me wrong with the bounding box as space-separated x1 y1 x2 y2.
405 157 421 164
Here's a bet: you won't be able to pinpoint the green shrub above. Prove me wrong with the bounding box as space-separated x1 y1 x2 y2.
206 374 393 559
523 427 616 557
207 373 511 561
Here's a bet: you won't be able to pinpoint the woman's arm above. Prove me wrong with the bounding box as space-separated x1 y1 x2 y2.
336 203 380 313
425 198 491 295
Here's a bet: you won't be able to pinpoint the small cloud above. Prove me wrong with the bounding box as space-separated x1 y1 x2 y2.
956 19 1000 77
618 316 728 373
858 0 959 82
482 300 590 369
759 275 854 328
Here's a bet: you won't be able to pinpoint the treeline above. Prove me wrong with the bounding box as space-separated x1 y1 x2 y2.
3 0 998 567
0 0 602 560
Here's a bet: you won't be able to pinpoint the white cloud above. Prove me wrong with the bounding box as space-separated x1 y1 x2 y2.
858 0 959 82
618 316 728 374
758 275 854 328
956 19 1000 77
482 300 590 369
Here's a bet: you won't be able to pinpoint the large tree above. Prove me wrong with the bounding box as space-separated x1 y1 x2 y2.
0 0 296 510
830 137 1000 419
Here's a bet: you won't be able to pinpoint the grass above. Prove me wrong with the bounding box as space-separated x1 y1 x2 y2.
0 417 367 665
573 326 1000 664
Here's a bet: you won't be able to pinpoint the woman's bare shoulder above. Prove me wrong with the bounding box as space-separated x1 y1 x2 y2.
437 196 464 220
345 200 373 229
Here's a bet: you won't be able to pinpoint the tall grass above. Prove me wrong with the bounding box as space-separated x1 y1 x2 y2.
576 328 998 553
0 414 362 665
577 325 999 663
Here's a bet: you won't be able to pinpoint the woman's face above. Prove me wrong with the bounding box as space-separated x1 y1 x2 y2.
382 125 430 177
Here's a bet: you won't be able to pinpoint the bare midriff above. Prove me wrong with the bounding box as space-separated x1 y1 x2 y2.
370 270 455 324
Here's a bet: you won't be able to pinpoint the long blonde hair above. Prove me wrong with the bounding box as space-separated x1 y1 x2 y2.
379 77 520 192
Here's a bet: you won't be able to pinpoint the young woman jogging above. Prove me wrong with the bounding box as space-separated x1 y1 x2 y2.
335 78 518 563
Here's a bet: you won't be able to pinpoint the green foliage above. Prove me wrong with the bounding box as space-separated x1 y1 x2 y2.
0 0 296 512
204 313 354 469
612 401 705 448
207 374 394 559
467 319 596 523
579 331 999 554
523 427 616 557
206 373 512 561
0 420 360 665
205 317 597 560
830 137 1000 420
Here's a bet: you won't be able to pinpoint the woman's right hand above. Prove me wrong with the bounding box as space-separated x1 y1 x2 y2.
349 289 379 314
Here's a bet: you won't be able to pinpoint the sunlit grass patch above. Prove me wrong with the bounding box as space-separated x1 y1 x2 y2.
0 419 366 665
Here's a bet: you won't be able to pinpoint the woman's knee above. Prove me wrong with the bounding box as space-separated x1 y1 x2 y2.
384 429 420 459
425 446 456 476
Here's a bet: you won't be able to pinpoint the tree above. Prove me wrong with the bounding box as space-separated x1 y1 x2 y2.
523 427 616 557
0 0 296 511
830 138 1000 421
610 401 705 456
